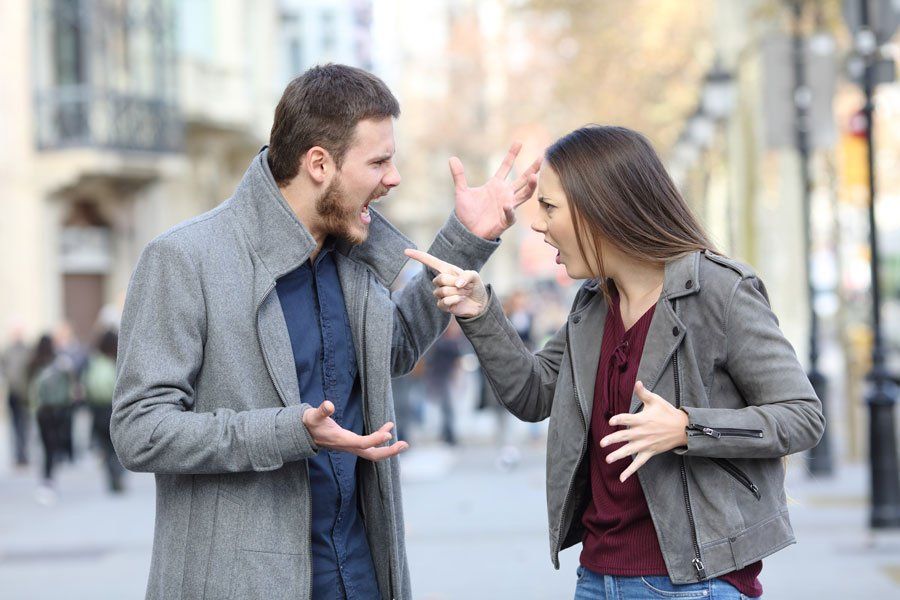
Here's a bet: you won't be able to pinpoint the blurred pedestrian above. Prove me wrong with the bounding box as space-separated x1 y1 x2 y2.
28 334 74 504
53 322 85 463
391 358 425 443
423 321 466 446
1 323 31 467
83 330 124 492
408 125 825 600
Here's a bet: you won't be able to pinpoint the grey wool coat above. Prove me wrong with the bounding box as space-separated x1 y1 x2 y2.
111 149 499 600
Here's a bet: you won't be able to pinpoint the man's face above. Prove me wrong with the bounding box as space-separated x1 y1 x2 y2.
316 118 401 245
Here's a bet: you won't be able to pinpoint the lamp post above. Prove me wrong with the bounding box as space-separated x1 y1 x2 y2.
854 0 900 528
789 0 833 476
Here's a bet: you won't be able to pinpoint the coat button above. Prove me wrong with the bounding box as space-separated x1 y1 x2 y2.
573 315 581 324
685 279 693 289
672 326 679 336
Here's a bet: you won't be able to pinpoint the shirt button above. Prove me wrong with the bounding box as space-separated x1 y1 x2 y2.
672 326 680 336
573 315 581 324
685 279 693 289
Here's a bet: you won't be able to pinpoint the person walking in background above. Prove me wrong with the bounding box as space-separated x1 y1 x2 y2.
1 323 32 468
422 320 467 446
408 125 824 599
83 330 124 493
28 334 74 505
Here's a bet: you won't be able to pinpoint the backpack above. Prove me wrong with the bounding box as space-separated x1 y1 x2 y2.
33 362 72 408
83 355 117 405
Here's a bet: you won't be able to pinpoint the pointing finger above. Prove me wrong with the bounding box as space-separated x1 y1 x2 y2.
405 248 460 275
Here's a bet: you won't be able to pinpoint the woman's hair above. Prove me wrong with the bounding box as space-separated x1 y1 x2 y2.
27 334 55 382
96 330 118 361
544 125 715 281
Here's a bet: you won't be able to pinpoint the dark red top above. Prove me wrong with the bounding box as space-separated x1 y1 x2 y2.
579 290 762 597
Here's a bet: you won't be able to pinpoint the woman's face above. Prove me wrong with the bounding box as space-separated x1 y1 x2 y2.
531 162 597 280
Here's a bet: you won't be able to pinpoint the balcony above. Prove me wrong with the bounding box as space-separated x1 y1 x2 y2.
32 0 182 153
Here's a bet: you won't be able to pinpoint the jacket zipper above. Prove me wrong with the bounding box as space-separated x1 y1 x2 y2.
710 458 761 500
687 424 763 439
256 284 313 600
672 302 706 581
553 324 588 565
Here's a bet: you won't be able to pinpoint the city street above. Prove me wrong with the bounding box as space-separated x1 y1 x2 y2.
1 433 900 599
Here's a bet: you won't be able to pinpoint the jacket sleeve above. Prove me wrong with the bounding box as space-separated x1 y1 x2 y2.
390 211 499 376
678 276 826 459
456 287 568 422
111 236 318 475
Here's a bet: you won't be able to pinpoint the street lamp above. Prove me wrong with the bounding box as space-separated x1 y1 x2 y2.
687 108 715 149
789 0 834 476
852 0 900 528
701 60 735 121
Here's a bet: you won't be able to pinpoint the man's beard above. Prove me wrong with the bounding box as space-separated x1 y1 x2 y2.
315 175 368 246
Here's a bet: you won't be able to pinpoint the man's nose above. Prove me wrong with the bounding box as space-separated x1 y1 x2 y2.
384 164 401 188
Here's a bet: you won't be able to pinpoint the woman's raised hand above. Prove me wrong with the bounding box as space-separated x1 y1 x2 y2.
404 249 489 318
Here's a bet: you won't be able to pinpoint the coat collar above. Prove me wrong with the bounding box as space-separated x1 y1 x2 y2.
230 148 413 287
662 250 701 301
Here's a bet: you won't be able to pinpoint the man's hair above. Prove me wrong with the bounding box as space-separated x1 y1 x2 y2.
267 64 400 186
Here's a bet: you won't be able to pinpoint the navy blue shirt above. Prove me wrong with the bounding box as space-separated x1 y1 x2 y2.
276 241 379 600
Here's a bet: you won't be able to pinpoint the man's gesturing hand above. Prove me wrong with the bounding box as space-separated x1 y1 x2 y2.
452 142 541 240
302 401 409 461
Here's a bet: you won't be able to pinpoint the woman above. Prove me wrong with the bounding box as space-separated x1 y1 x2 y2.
27 334 72 503
406 125 824 599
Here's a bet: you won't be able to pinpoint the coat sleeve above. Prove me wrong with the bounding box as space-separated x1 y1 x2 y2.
111 235 318 475
678 276 826 459
456 287 569 423
389 210 499 376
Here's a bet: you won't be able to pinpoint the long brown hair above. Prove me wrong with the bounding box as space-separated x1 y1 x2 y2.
545 126 715 282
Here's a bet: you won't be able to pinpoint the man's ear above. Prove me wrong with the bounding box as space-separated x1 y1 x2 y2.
303 146 333 184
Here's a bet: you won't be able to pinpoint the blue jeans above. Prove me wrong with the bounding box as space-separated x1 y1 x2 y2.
573 565 761 599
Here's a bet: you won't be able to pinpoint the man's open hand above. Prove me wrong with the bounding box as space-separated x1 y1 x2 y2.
302 401 409 461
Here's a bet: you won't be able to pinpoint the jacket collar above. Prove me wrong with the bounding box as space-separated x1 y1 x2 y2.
576 249 702 303
230 148 413 286
662 250 701 301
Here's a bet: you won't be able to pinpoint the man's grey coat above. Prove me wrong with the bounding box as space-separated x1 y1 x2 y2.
111 149 498 599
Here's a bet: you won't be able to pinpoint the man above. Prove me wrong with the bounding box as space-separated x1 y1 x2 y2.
1 323 31 467
111 64 539 600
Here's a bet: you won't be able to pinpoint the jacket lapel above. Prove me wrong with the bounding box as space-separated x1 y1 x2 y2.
566 291 608 423
257 289 303 407
629 251 700 412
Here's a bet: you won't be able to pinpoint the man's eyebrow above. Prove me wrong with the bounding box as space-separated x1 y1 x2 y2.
369 152 394 162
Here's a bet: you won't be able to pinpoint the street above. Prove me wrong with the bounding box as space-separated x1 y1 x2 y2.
1 435 900 599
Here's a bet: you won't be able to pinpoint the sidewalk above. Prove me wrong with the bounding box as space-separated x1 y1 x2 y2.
0 439 899 599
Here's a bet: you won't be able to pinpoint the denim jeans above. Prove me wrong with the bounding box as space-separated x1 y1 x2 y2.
573 565 761 599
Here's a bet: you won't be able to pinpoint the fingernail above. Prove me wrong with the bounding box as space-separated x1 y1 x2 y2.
456 279 465 287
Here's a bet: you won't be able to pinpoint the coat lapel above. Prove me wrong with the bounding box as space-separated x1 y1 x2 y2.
566 291 608 423
629 251 700 412
257 289 303 407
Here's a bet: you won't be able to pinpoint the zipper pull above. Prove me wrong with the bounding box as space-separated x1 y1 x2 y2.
688 424 721 439
692 557 707 580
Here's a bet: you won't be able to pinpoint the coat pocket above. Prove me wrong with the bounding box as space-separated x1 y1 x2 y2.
710 457 761 500
231 550 309 600
203 491 245 600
